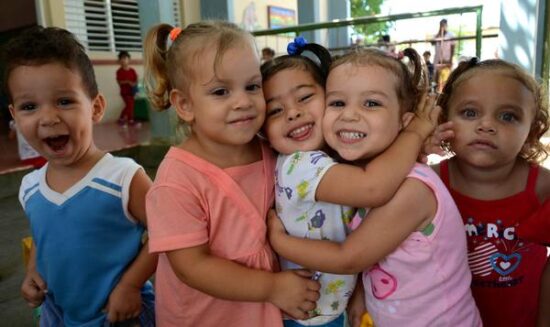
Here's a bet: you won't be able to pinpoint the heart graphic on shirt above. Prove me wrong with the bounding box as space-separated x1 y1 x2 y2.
369 264 397 300
489 252 521 276
499 262 511 270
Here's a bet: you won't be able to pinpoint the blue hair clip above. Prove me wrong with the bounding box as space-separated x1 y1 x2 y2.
287 36 307 55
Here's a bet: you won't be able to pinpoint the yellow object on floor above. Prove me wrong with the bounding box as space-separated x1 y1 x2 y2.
22 236 32 267
360 312 374 327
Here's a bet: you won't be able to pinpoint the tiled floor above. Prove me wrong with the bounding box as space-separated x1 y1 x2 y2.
0 122 151 174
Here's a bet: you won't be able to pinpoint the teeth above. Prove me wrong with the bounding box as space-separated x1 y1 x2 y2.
338 131 366 139
289 124 312 137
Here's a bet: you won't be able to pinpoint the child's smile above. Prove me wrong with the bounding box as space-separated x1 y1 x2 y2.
323 63 404 162
263 68 326 155
8 63 104 167
43 134 71 154
287 123 315 141
336 129 367 144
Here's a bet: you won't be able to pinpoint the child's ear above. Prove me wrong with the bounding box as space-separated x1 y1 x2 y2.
170 89 194 123
92 94 106 123
8 104 15 119
400 112 415 130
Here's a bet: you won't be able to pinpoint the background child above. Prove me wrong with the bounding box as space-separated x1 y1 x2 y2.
9 119 47 168
4 27 156 326
261 40 439 326
268 47 481 326
262 47 276 63
116 50 139 127
143 21 320 327
434 58 550 327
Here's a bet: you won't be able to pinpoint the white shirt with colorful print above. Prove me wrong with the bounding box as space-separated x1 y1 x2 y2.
275 150 356 326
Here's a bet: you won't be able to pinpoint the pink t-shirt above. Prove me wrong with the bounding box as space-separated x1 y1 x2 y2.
361 164 481 326
147 142 282 327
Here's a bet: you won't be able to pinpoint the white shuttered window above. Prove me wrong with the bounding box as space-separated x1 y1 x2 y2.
65 0 142 52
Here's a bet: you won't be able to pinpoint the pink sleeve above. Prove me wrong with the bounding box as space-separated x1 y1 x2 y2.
146 184 209 253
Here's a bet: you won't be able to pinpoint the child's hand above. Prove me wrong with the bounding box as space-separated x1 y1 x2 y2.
267 209 288 251
422 121 455 159
269 269 320 320
104 282 142 323
20 269 47 308
405 93 440 141
347 282 366 327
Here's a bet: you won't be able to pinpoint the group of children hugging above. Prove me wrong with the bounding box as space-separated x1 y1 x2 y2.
4 19 550 327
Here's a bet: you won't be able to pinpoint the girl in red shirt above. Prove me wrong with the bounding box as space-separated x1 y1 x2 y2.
433 58 550 326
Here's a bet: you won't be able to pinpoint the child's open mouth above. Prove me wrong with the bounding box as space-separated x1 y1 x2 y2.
288 123 313 141
44 135 70 153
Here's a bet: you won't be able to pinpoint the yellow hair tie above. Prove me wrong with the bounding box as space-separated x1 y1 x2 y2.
169 27 182 42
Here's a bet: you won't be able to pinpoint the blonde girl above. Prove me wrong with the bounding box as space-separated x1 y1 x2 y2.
268 48 482 326
143 22 319 327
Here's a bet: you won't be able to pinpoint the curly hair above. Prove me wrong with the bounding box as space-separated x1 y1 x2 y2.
2 26 98 101
438 58 549 163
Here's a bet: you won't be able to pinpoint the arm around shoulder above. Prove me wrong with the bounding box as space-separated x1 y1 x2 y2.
270 177 436 274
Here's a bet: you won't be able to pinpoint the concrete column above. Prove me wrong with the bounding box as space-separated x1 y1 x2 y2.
327 0 350 49
200 0 232 21
181 0 201 25
297 0 321 43
498 0 545 77
137 0 180 143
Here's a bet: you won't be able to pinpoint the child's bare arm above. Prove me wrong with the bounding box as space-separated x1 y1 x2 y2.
347 277 366 327
21 244 47 308
316 94 439 208
166 244 320 320
270 178 435 274
105 169 158 322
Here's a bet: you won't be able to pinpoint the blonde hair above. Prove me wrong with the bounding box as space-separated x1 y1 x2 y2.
330 47 428 115
438 59 549 163
143 21 255 111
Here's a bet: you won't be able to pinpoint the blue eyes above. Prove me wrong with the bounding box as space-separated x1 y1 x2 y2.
17 98 76 112
212 88 229 96
246 84 261 92
211 84 262 96
460 109 518 123
328 100 345 107
20 103 37 111
500 112 518 122
364 100 380 107
461 109 477 118
327 100 380 109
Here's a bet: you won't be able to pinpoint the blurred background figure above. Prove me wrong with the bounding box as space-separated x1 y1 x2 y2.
8 120 46 168
432 18 456 93
261 47 275 63
378 34 397 58
116 50 139 127
423 50 435 91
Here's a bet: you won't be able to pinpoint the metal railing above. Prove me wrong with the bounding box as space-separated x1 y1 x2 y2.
253 5 483 57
